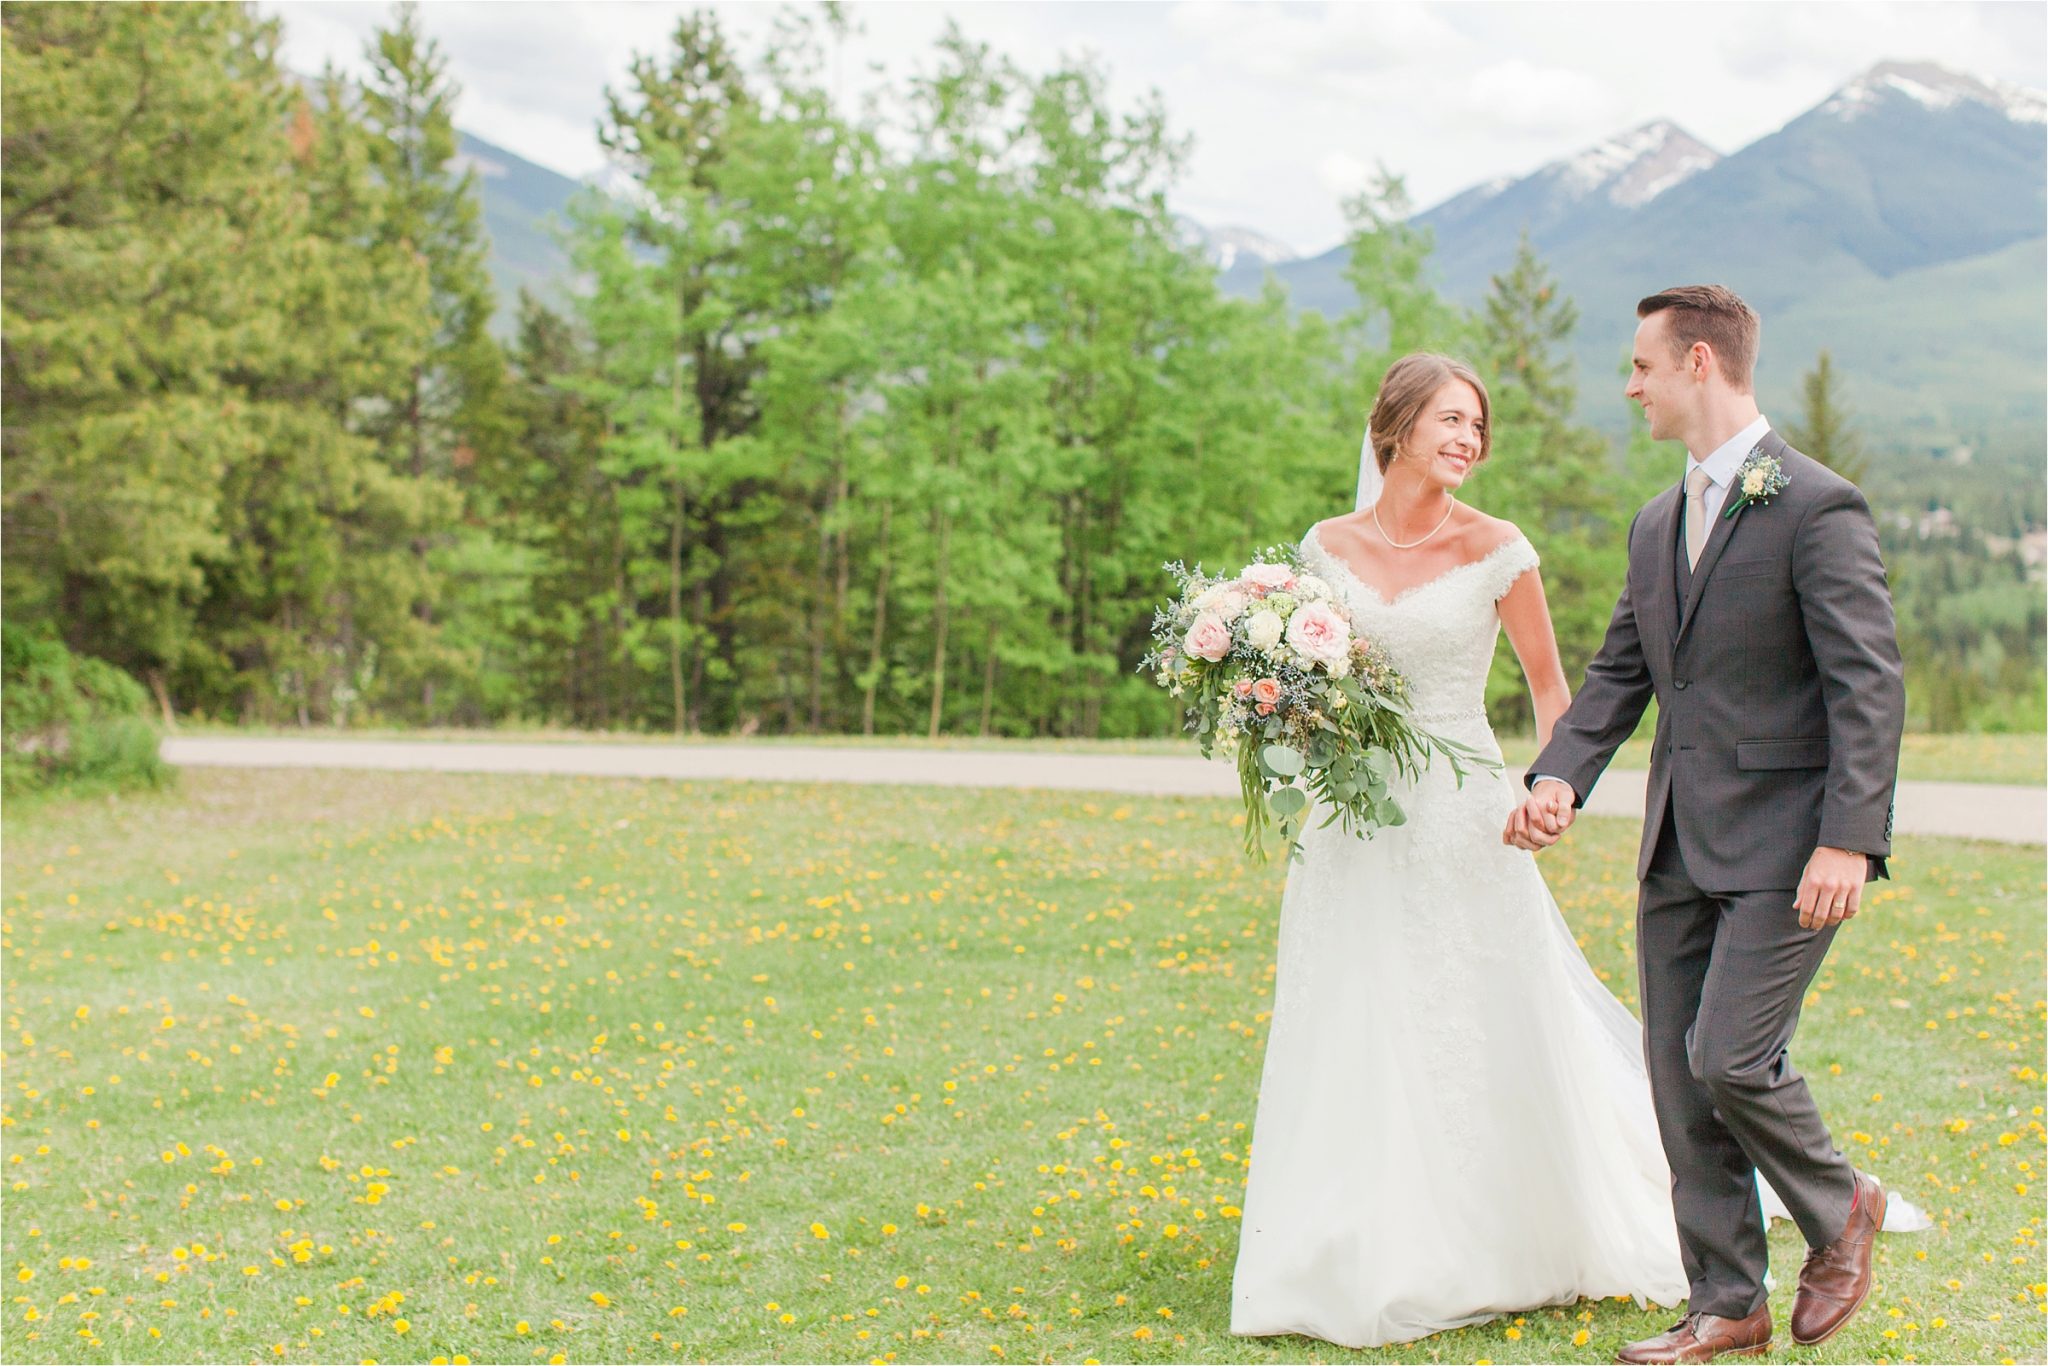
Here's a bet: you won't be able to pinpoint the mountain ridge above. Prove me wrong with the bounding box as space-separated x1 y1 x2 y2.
1217 59 2046 447
448 58 2045 448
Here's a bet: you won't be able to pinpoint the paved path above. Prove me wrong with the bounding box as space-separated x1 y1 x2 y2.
161 736 2046 845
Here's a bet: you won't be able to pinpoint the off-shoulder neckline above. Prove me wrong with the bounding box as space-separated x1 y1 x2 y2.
1303 526 1533 609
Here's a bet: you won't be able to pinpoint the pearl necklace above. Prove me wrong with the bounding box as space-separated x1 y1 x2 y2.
1372 498 1457 550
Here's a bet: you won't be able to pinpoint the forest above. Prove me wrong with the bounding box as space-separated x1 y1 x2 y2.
4 2 2038 755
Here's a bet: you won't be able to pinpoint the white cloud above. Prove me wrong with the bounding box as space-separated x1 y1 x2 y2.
258 0 2046 255
1459 59 1622 135
1316 148 1375 199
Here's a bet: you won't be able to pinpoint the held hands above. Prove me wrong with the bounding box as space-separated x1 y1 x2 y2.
1795 846 1868 931
1503 780 1576 851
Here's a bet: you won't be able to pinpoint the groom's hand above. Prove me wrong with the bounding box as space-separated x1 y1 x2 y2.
1795 846 1867 930
1503 781 1576 850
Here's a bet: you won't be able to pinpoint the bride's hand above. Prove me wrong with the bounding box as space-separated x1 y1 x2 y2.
1503 783 1576 850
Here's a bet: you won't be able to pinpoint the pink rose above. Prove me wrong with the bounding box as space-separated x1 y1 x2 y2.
1250 678 1282 706
1183 613 1233 663
1240 562 1297 594
1284 600 1352 669
1255 702 1275 716
1233 678 1254 697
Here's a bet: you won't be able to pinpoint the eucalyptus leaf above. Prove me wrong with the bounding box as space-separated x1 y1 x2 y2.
1261 744 1305 778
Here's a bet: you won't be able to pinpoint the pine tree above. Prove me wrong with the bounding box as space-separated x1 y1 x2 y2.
1475 237 1641 731
1784 349 1868 484
497 294 619 725
195 63 436 724
3 4 322 718
357 2 514 718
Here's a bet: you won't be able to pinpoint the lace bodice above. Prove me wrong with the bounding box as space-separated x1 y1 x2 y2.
1299 527 1540 724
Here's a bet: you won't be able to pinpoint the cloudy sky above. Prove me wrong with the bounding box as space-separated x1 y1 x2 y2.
261 1 2046 255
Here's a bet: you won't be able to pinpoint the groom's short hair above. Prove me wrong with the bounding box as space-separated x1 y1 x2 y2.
1637 285 1760 393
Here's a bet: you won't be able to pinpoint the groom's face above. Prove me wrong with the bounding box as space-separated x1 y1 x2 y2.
1626 311 1695 444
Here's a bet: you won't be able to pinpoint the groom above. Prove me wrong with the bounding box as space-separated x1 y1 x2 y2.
1506 285 1904 1363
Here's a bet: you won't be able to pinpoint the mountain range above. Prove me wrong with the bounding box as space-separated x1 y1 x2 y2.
452 59 2045 450
1217 61 2046 448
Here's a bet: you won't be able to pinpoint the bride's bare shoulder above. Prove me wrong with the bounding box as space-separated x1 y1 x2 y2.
1456 508 1526 558
1309 510 1371 545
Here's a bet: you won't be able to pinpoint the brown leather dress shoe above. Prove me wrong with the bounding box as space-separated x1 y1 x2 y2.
1791 1168 1887 1345
1615 1305 1773 1363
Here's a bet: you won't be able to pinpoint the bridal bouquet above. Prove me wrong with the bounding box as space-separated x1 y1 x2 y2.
1142 546 1495 861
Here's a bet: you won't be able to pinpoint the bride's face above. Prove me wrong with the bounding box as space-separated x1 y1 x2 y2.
1395 380 1486 491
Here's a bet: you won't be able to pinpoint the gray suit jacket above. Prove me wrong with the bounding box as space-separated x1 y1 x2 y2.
1532 431 1905 893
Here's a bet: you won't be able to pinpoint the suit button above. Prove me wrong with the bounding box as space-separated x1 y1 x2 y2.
1674 679 1690 690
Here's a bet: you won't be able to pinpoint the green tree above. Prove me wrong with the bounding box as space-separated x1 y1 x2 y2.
1476 237 1647 730
357 2 517 719
1783 349 1868 484
2 3 302 714
592 12 766 733
723 8 892 732
197 65 439 726
878 32 1044 738
1340 169 1472 368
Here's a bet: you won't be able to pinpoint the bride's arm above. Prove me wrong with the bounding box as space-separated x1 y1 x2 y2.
1498 570 1571 750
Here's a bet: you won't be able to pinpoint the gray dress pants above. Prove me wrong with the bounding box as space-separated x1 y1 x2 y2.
1636 817 1858 1317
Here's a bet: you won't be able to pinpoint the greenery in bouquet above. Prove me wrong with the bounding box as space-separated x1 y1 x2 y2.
1142 546 1496 860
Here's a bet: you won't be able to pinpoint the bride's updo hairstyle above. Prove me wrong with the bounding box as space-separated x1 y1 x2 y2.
1366 353 1493 474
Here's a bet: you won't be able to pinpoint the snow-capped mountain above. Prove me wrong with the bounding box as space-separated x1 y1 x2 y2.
1174 216 1299 271
1549 120 1722 208
1216 60 2044 445
1821 59 2046 126
1343 119 1723 305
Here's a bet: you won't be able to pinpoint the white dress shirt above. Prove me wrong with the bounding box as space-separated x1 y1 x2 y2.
1685 414 1772 532
1531 415 1772 801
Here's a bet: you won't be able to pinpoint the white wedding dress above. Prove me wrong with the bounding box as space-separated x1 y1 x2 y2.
1229 526 1923 1349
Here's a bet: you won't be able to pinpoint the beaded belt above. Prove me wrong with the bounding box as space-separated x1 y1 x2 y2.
1408 705 1489 726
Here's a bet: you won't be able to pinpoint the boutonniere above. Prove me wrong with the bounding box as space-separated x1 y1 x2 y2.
1723 447 1789 518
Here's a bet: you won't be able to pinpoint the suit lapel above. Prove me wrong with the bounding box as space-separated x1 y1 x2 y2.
1643 482 1683 670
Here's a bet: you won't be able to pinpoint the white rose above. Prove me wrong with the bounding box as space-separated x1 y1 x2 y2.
1293 574 1333 602
1192 583 1250 622
1742 468 1767 497
1243 609 1284 651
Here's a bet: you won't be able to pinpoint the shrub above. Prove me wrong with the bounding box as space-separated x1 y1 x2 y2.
2 625 172 796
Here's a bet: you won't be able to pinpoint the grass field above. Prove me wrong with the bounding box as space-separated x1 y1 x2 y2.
3 771 2043 1364
180 725 2048 786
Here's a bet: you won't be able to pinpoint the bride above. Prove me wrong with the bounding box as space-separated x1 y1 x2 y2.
1228 353 1921 1349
